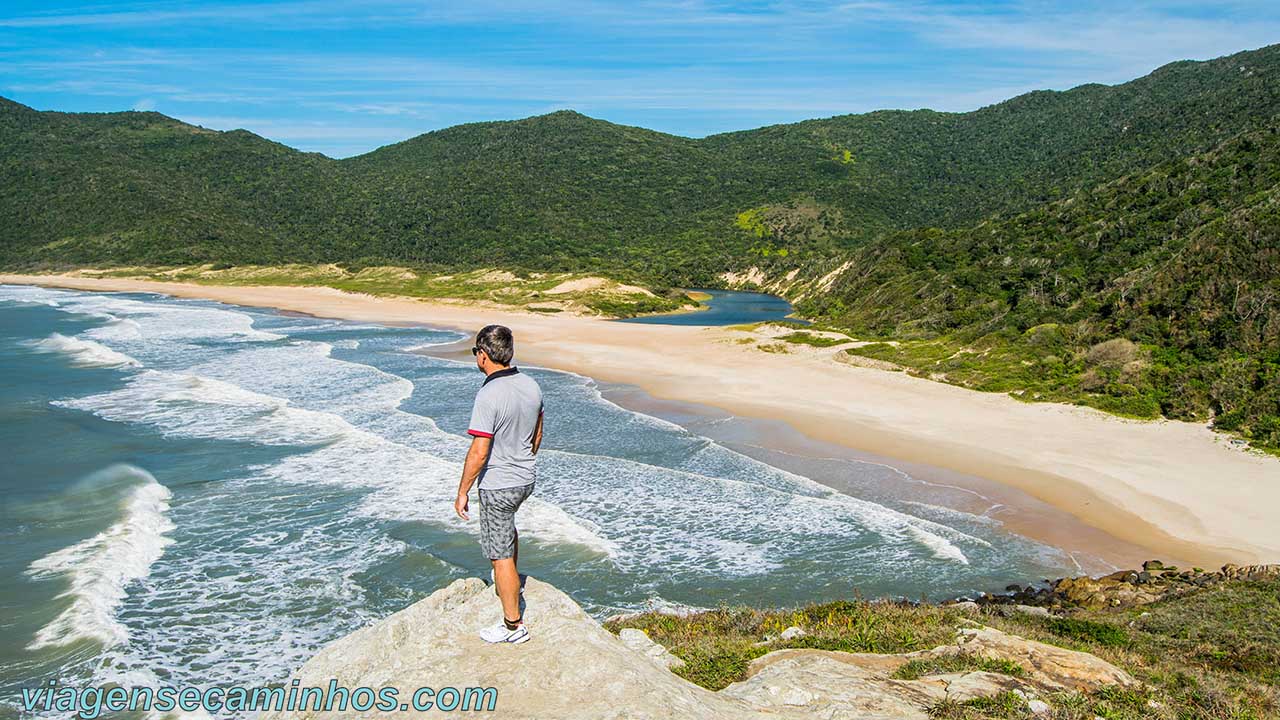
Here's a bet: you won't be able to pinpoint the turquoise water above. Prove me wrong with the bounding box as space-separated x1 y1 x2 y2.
0 285 1074 715
619 288 808 325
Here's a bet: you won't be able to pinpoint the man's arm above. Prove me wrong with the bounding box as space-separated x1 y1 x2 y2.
454 435 492 520
532 411 544 455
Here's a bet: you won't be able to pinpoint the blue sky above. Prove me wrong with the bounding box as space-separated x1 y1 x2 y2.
2 1 1278 158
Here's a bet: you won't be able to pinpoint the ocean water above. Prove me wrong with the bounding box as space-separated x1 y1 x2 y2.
618 288 808 325
0 285 1075 716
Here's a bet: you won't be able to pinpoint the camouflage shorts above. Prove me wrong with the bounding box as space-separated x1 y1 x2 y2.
478 483 534 560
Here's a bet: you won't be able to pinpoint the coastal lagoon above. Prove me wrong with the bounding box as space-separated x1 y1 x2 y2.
619 288 807 325
1 285 1079 714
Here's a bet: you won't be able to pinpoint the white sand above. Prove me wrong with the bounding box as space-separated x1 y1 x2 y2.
544 276 655 296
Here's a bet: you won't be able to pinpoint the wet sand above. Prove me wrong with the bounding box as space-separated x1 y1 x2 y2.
600 382 1167 574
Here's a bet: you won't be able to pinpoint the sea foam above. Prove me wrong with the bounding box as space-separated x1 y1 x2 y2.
56 360 621 558
55 370 356 447
55 295 287 345
25 333 141 369
0 284 66 307
25 465 175 650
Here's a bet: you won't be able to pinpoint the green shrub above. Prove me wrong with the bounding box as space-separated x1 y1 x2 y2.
1080 393 1162 419
778 331 848 347
1040 617 1129 647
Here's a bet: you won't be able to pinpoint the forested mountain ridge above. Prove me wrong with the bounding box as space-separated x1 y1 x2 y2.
339 110 739 275
3 45 1280 448
753 125 1280 448
703 43 1280 242
3 43 1280 282
0 97 353 266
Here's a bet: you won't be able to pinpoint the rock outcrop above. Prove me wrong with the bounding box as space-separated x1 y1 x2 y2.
263 577 1138 720
946 627 1136 692
260 577 756 720
617 628 685 670
963 562 1280 610
724 651 1028 720
724 626 1136 719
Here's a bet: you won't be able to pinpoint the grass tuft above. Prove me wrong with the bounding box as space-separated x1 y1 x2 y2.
893 653 1025 680
606 600 961 690
929 691 1030 720
778 330 850 347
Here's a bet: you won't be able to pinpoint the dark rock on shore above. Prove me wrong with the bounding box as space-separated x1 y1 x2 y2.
950 562 1280 613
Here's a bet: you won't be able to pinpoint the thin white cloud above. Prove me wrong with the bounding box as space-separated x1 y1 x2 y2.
181 114 412 140
833 0 1280 73
3 0 1277 156
0 0 390 28
5 78 189 96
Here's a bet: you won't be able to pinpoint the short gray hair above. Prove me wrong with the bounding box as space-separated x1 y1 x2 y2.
475 324 514 365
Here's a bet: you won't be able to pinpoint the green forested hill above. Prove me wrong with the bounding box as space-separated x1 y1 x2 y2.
703 44 1280 239
3 44 1280 283
0 97 355 266
771 126 1280 448
339 110 743 278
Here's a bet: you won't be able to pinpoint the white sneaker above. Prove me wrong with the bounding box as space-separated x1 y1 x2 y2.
479 622 529 644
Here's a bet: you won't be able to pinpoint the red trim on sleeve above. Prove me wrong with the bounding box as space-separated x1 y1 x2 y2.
467 429 494 438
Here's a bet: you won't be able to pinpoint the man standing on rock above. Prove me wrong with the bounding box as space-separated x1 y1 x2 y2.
454 324 544 644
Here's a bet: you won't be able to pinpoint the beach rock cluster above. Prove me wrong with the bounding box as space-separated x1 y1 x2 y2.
726 626 1135 720
263 577 1137 720
962 561 1280 610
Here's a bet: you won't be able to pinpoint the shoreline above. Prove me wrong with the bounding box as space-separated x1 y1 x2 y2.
593 381 1160 574
4 273 1277 569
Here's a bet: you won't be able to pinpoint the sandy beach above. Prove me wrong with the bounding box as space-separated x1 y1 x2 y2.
5 273 1277 569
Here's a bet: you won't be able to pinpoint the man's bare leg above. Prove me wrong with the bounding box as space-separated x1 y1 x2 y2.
492 557 521 623
512 530 521 608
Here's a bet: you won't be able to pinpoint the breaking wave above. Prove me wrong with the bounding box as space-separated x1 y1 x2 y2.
24 333 141 369
25 465 175 650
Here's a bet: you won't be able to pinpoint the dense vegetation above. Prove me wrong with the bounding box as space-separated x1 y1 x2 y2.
3 44 1279 446
764 126 1280 449
607 578 1280 719
4 44 1280 282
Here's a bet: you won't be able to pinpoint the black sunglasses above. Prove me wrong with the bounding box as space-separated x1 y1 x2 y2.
471 346 482 356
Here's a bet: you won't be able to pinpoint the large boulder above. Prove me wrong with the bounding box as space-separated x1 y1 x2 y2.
260 577 766 720
723 652 1028 720
1053 574 1161 607
940 627 1137 692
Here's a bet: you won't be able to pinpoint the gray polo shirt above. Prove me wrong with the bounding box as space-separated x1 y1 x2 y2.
467 367 543 489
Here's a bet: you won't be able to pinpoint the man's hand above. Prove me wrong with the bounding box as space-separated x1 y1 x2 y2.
455 435 491 520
